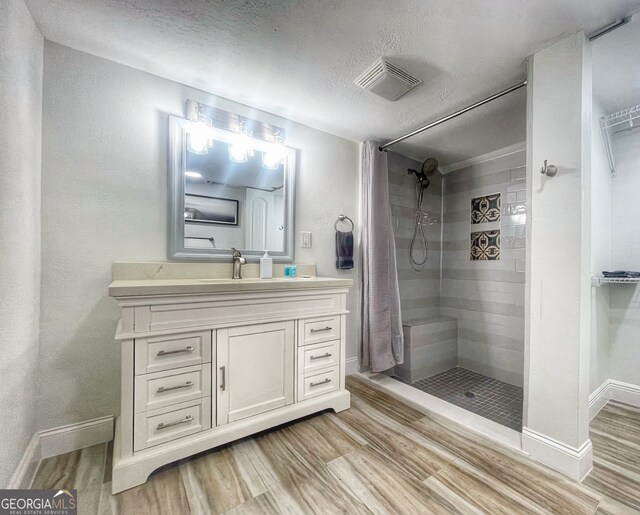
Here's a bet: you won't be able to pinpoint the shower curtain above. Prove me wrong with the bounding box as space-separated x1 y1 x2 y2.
361 140 404 372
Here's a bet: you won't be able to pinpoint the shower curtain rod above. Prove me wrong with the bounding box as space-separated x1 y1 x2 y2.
378 80 528 152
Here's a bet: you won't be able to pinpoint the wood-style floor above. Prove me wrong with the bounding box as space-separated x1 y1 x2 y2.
584 401 640 513
31 377 640 514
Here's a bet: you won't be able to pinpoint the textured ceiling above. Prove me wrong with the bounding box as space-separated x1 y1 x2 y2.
26 0 640 163
593 15 640 115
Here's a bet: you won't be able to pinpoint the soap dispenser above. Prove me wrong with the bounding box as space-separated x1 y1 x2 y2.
260 250 273 279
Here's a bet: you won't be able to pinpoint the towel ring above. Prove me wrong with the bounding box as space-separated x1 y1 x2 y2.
334 215 354 231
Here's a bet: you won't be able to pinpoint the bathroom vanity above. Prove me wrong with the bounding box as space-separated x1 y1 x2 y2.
109 266 352 493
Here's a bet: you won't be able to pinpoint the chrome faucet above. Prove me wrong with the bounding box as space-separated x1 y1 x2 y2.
230 247 246 279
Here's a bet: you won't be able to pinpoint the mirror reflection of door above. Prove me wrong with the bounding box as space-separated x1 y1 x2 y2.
245 189 285 251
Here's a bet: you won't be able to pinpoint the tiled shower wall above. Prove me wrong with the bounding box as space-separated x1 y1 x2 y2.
388 152 442 322
441 149 527 386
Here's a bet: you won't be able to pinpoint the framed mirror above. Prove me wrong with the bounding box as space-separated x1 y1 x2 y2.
168 115 296 262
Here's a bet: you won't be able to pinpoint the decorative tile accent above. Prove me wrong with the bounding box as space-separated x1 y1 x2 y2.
471 193 501 224
470 230 500 260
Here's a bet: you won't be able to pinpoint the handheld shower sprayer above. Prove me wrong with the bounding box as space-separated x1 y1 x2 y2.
407 157 439 270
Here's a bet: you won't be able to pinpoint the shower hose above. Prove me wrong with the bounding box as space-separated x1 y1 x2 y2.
410 180 429 271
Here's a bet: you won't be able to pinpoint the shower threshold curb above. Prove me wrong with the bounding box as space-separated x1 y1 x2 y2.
353 371 523 453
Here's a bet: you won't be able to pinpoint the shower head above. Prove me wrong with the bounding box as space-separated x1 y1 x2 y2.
408 157 439 190
422 157 439 176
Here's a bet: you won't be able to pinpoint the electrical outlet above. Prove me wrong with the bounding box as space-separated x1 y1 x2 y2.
301 231 312 248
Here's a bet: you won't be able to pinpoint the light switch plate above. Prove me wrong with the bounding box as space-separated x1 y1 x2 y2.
301 231 312 248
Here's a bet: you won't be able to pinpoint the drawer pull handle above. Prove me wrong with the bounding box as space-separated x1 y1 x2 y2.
157 346 194 357
310 326 332 333
157 381 194 393
156 415 194 431
310 353 332 361
310 378 332 387
220 366 226 391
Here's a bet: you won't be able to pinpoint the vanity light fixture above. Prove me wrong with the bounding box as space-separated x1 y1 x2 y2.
187 102 214 155
228 123 254 163
184 171 202 178
184 100 287 164
262 133 286 170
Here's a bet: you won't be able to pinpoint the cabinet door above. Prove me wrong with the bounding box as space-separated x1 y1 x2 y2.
216 321 295 425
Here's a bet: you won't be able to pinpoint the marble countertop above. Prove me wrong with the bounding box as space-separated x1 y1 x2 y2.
109 276 353 297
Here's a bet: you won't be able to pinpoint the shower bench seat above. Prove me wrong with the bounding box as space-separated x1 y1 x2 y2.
395 315 458 383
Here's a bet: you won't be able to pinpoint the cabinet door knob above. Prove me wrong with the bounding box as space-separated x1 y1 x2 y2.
220 366 226 391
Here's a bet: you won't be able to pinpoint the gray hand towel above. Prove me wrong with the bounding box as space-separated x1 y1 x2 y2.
336 230 354 269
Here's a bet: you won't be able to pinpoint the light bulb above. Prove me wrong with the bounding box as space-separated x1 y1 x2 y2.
228 143 249 163
262 136 285 170
187 121 213 155
228 125 254 163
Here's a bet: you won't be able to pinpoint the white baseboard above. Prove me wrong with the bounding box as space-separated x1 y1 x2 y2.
345 356 359 375
589 379 640 419
7 434 41 489
9 415 114 488
589 380 611 420
521 427 592 481
609 380 640 408
39 415 114 460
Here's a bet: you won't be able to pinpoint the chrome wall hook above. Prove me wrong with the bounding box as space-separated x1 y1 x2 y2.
540 159 558 177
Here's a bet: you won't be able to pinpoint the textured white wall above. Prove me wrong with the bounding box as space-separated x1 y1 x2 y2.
607 129 640 387
40 42 360 430
524 33 592 458
589 99 612 393
0 0 43 486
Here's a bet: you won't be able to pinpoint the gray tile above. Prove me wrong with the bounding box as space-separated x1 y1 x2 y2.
393 367 523 432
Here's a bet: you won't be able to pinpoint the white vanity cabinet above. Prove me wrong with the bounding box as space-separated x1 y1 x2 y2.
109 277 352 493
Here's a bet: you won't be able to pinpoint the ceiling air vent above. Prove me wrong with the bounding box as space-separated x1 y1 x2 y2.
354 58 422 101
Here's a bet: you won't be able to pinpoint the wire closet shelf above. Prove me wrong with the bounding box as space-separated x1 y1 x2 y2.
600 104 640 177
591 276 640 287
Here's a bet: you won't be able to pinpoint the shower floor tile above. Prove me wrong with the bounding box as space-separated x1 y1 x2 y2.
393 367 523 431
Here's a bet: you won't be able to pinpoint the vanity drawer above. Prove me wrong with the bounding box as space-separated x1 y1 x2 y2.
134 364 211 413
298 366 340 401
298 340 340 375
134 331 212 375
299 316 341 346
134 398 211 451
133 292 343 333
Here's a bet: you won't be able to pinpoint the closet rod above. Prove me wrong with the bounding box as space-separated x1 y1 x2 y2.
378 80 527 152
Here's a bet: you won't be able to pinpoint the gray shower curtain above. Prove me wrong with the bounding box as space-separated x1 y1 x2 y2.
361 141 404 372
